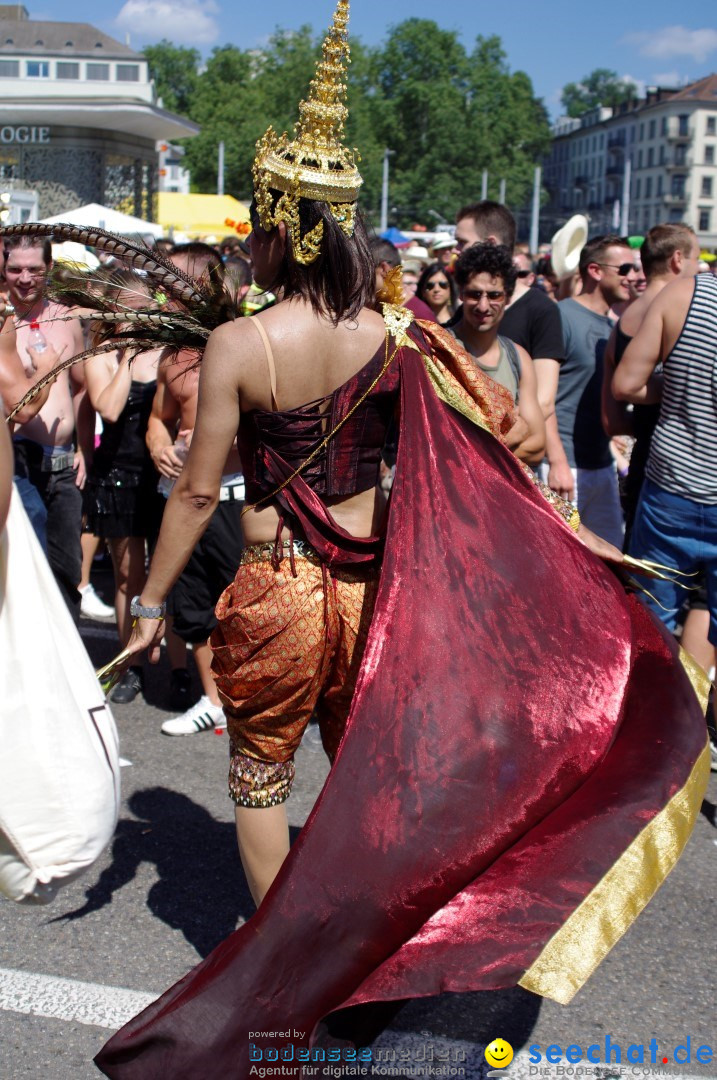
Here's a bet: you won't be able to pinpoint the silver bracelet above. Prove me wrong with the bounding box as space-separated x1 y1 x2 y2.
130 595 166 620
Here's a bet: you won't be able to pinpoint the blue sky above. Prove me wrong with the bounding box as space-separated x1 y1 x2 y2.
29 0 717 118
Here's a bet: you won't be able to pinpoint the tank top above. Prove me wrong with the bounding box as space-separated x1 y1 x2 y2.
646 273 717 503
94 380 157 474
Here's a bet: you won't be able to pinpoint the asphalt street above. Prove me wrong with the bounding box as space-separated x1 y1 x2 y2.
1 611 716 1080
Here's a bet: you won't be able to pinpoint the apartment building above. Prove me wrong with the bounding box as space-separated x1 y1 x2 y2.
0 4 198 218
543 74 717 249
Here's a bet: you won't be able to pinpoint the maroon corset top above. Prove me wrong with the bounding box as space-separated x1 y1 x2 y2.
238 337 400 504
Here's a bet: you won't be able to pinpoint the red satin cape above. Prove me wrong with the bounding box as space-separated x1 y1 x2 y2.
96 339 708 1079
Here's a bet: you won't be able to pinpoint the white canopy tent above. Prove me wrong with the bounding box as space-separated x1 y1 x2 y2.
39 203 164 267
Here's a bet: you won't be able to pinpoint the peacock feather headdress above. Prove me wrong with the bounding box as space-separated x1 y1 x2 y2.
252 0 362 265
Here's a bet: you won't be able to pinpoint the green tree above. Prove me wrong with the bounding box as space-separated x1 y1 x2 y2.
143 40 200 116
561 69 638 118
181 45 259 197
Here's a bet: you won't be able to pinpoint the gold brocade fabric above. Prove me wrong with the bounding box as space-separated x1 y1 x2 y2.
518 646 711 1004
210 556 379 808
415 319 516 441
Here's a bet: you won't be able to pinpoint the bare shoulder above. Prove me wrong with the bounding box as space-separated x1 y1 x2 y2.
654 276 695 312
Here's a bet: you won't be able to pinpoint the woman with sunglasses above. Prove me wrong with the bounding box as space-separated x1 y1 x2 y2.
417 260 457 325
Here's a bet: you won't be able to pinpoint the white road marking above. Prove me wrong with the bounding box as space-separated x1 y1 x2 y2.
0 970 715 1080
0 967 156 1030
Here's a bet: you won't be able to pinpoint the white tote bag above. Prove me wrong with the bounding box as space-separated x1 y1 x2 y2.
0 484 120 904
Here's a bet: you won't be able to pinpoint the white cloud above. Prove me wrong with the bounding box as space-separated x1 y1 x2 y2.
115 0 220 46
622 26 717 64
651 70 686 86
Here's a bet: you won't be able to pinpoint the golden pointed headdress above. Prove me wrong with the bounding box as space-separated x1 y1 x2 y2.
252 0 362 265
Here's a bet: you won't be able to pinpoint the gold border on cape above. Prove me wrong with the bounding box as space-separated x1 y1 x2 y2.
519 649 710 1004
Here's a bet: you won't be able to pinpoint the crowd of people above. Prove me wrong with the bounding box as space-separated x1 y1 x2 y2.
1 198 715 760
0 2 714 1073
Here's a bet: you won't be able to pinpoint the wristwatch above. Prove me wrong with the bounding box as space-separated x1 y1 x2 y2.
130 595 166 620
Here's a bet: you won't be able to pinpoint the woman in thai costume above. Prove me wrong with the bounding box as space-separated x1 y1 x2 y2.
95 4 710 1076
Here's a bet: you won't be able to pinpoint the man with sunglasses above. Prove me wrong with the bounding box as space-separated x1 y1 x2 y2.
542 234 635 548
453 203 565 428
450 243 545 464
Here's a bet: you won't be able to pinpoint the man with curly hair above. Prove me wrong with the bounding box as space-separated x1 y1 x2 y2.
450 242 544 463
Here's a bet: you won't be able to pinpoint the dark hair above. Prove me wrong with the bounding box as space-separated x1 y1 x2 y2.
3 234 52 265
578 234 630 278
453 243 517 297
253 196 376 324
417 261 457 309
369 237 401 268
455 201 517 249
640 223 695 278
170 241 224 280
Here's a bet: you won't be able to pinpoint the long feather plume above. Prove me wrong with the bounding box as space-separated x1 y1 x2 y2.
1 222 241 422
0 223 208 305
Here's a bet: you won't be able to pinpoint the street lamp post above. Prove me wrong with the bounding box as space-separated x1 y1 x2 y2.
380 148 394 233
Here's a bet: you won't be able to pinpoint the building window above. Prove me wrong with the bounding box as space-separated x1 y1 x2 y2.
645 177 652 198
639 123 644 141
647 147 654 166
672 175 686 196
678 114 689 136
702 176 713 197
669 208 683 222
635 178 641 199
116 64 139 82
661 117 668 135
649 119 656 139
707 117 716 136
0 60 19 77
638 150 643 169
87 63 110 80
706 146 715 165
26 61 49 78
699 209 711 231
56 62 79 79
657 175 663 196
659 145 665 164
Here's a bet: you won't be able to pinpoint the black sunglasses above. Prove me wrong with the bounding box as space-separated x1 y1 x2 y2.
515 269 533 278
594 262 634 276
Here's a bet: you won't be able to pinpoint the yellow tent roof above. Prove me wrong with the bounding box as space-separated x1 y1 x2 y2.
157 193 250 240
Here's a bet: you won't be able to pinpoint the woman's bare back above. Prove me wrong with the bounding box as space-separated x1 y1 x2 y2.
231 299 390 545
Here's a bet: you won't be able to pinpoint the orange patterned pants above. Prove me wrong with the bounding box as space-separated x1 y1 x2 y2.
210 554 380 808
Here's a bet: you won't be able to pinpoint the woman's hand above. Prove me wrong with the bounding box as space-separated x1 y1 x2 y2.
124 615 166 667
576 523 623 564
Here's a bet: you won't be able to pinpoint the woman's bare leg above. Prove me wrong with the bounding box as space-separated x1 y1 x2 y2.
235 804 290 906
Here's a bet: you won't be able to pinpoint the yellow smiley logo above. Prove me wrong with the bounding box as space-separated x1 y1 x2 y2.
485 1039 514 1069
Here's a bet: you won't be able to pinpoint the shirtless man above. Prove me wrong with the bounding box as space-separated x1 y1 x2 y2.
147 245 244 735
601 223 700 542
2 236 90 620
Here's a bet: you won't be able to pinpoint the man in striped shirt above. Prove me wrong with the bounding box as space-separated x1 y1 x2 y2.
613 267 717 768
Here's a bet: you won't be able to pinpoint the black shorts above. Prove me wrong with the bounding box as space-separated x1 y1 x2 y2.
169 500 244 643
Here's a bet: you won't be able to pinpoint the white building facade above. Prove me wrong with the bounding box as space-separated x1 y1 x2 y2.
0 5 198 219
543 75 717 250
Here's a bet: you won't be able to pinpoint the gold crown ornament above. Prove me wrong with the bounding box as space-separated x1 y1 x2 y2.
252 0 362 265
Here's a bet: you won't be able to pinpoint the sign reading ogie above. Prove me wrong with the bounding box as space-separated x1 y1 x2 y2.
0 126 50 144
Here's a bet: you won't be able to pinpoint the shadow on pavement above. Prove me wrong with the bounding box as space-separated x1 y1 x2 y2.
49 786 301 957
